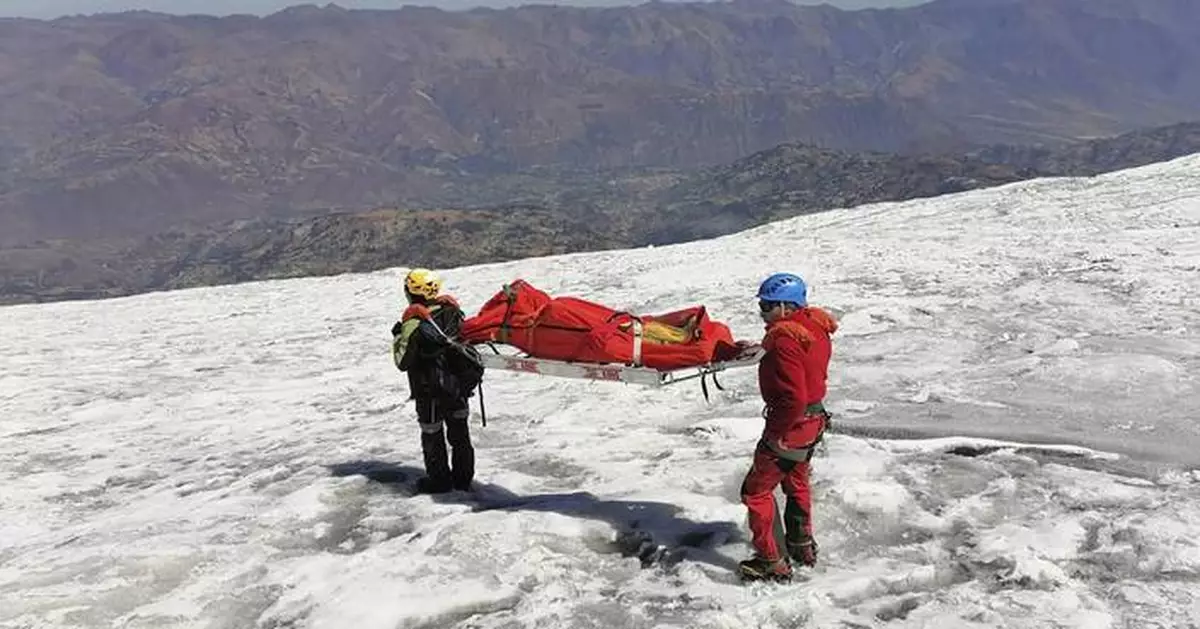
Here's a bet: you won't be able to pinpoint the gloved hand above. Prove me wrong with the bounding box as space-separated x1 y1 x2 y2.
390 320 404 337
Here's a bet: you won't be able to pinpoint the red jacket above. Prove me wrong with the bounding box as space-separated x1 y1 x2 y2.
757 306 837 447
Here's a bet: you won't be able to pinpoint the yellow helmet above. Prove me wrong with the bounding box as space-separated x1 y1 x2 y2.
404 268 442 300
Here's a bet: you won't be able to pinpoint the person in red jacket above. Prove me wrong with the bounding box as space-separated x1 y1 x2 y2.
738 272 838 582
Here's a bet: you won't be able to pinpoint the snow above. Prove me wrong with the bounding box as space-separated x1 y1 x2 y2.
3 154 1200 628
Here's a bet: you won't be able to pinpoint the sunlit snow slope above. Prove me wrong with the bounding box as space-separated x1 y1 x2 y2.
2 155 1199 629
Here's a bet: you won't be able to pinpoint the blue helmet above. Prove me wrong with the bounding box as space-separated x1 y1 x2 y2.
757 272 807 306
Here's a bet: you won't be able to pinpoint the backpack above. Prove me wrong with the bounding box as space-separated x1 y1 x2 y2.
425 315 485 399
442 341 485 398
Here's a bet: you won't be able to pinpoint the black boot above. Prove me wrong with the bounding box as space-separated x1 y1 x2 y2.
786 539 818 568
737 555 793 582
415 475 453 494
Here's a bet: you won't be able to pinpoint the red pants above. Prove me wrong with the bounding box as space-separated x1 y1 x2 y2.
740 413 826 561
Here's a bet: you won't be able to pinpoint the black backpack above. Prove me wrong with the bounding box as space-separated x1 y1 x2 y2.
426 316 485 399
444 341 485 398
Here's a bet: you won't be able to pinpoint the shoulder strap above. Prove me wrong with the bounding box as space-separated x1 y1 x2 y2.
424 316 450 342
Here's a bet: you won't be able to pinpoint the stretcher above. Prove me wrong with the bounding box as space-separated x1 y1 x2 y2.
459 280 766 400
472 340 765 399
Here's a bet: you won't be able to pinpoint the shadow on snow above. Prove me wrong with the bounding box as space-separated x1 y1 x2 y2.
327 459 745 573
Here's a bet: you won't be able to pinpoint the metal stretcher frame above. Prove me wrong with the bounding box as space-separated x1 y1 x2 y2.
473 341 766 399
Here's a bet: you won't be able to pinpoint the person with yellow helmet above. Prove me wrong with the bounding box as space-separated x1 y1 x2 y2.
391 268 476 493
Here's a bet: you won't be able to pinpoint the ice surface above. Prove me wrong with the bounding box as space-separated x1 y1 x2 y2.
2 155 1199 628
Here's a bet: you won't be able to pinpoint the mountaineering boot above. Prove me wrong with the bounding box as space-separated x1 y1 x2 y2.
415 475 453 494
737 555 793 582
787 539 818 568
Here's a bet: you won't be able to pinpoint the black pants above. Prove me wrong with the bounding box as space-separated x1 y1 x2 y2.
416 396 474 489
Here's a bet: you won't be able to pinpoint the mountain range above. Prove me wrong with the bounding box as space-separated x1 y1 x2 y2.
3 120 1198 305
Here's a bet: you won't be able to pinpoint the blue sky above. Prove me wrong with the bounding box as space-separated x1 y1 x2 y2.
0 0 930 20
